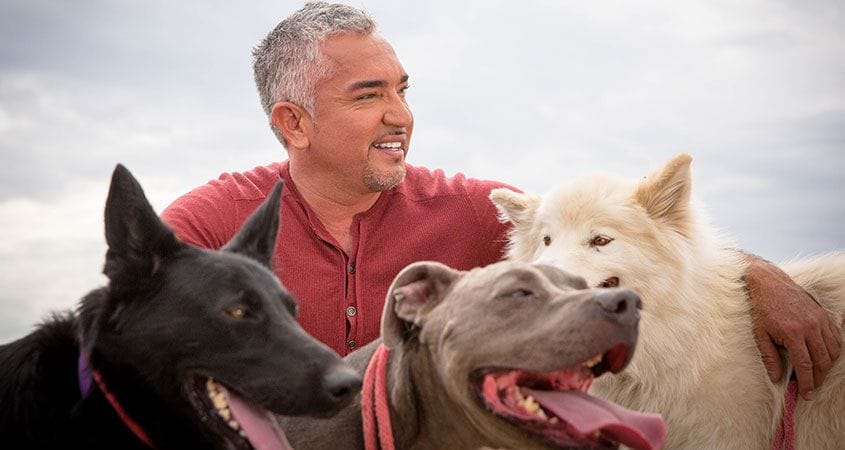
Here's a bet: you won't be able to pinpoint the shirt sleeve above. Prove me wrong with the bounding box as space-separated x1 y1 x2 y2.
463 178 522 263
160 183 238 250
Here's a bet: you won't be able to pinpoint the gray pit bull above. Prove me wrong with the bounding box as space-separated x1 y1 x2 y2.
280 260 666 450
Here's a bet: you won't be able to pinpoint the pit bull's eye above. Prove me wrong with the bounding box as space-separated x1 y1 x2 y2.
225 305 248 319
511 289 534 300
543 235 551 246
590 234 614 247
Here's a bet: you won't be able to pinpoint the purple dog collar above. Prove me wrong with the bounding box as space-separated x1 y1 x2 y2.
77 343 155 448
78 351 94 398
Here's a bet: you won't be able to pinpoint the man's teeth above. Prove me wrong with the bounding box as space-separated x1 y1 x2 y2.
205 378 242 434
583 353 603 368
373 142 402 149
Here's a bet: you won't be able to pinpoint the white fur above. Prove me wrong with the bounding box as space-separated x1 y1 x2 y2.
490 153 845 449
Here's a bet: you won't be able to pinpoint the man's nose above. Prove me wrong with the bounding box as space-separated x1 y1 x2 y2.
384 94 413 128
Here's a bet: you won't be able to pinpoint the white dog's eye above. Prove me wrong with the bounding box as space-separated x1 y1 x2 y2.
543 235 551 246
590 234 614 247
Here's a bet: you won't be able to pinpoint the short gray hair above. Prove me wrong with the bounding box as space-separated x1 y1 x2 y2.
252 2 376 147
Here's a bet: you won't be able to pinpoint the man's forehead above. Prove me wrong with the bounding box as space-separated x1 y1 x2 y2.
320 32 396 63
318 32 407 83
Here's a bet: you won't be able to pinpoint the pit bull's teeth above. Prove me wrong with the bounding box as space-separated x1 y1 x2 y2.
218 407 231 421
228 419 240 430
550 417 559 424
583 353 603 368
239 430 247 438
522 395 540 414
517 394 549 420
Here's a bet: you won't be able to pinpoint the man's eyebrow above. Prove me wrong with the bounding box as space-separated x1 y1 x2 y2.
348 74 410 91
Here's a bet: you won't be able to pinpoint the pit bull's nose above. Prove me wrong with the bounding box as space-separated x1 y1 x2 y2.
322 365 362 404
594 288 641 326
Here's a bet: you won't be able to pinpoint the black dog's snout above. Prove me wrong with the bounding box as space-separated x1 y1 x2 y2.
322 365 362 404
594 288 641 326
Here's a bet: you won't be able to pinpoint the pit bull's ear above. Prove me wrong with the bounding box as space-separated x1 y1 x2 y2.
634 153 693 236
489 188 540 228
223 181 283 268
103 164 182 282
382 261 461 348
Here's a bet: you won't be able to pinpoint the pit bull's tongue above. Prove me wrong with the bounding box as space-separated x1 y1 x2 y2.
226 390 293 450
523 388 666 450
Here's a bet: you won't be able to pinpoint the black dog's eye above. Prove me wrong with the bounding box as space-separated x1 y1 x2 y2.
225 304 248 319
590 234 614 247
543 235 551 246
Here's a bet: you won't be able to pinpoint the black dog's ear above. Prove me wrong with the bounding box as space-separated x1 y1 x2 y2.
222 181 283 267
103 164 181 282
382 261 461 349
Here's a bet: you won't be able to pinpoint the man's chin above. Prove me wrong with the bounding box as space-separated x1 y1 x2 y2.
363 166 406 192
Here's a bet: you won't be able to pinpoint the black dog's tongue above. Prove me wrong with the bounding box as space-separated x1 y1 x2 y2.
523 388 666 450
227 391 293 450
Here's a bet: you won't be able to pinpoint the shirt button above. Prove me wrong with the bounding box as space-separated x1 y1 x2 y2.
347 340 357 350
347 263 355 273
346 306 357 317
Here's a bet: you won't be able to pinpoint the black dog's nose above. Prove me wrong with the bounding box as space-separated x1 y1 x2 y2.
594 288 641 326
322 365 362 404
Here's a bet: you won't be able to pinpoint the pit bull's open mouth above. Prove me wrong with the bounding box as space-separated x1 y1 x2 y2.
186 376 293 450
473 342 665 450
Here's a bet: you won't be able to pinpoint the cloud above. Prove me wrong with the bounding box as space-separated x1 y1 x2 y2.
0 0 843 341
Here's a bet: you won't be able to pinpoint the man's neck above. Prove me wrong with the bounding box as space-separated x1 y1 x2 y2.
289 162 381 254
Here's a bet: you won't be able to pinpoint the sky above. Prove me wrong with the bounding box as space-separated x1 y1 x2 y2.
1 0 843 342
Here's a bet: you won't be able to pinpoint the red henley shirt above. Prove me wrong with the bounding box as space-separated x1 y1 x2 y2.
161 161 513 355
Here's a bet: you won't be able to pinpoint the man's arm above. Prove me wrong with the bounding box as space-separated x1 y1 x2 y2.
742 253 843 400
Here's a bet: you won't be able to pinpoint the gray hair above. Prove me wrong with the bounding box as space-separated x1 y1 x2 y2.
252 2 376 147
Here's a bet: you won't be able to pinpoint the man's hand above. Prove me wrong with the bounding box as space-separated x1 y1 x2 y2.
743 255 842 400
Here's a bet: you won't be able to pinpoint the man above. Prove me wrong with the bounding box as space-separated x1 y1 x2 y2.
161 1 840 401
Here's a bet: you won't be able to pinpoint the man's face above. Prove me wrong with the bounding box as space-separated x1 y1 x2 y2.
306 32 413 193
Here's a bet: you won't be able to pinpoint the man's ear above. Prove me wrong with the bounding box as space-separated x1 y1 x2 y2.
633 152 693 236
381 261 461 349
223 181 283 268
271 101 310 149
489 188 540 229
103 164 182 283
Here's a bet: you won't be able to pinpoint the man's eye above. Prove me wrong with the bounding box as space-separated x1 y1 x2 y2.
590 235 614 247
399 85 410 95
357 92 377 100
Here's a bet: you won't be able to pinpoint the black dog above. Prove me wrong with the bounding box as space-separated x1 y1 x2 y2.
0 165 361 449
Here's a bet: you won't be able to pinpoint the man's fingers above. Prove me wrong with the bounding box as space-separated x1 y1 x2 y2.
755 330 783 383
785 337 815 400
823 317 842 364
808 328 832 390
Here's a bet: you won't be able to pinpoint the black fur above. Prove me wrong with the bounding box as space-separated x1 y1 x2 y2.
0 165 360 449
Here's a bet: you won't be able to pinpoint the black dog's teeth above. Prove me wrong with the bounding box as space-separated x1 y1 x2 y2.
205 378 247 438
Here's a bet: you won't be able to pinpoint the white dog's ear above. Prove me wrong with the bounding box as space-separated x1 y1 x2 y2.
634 153 693 235
381 261 461 349
489 188 541 228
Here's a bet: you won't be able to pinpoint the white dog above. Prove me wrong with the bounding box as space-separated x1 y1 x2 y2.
490 153 845 449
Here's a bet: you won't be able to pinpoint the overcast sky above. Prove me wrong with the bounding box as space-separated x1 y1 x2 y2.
1 0 843 342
